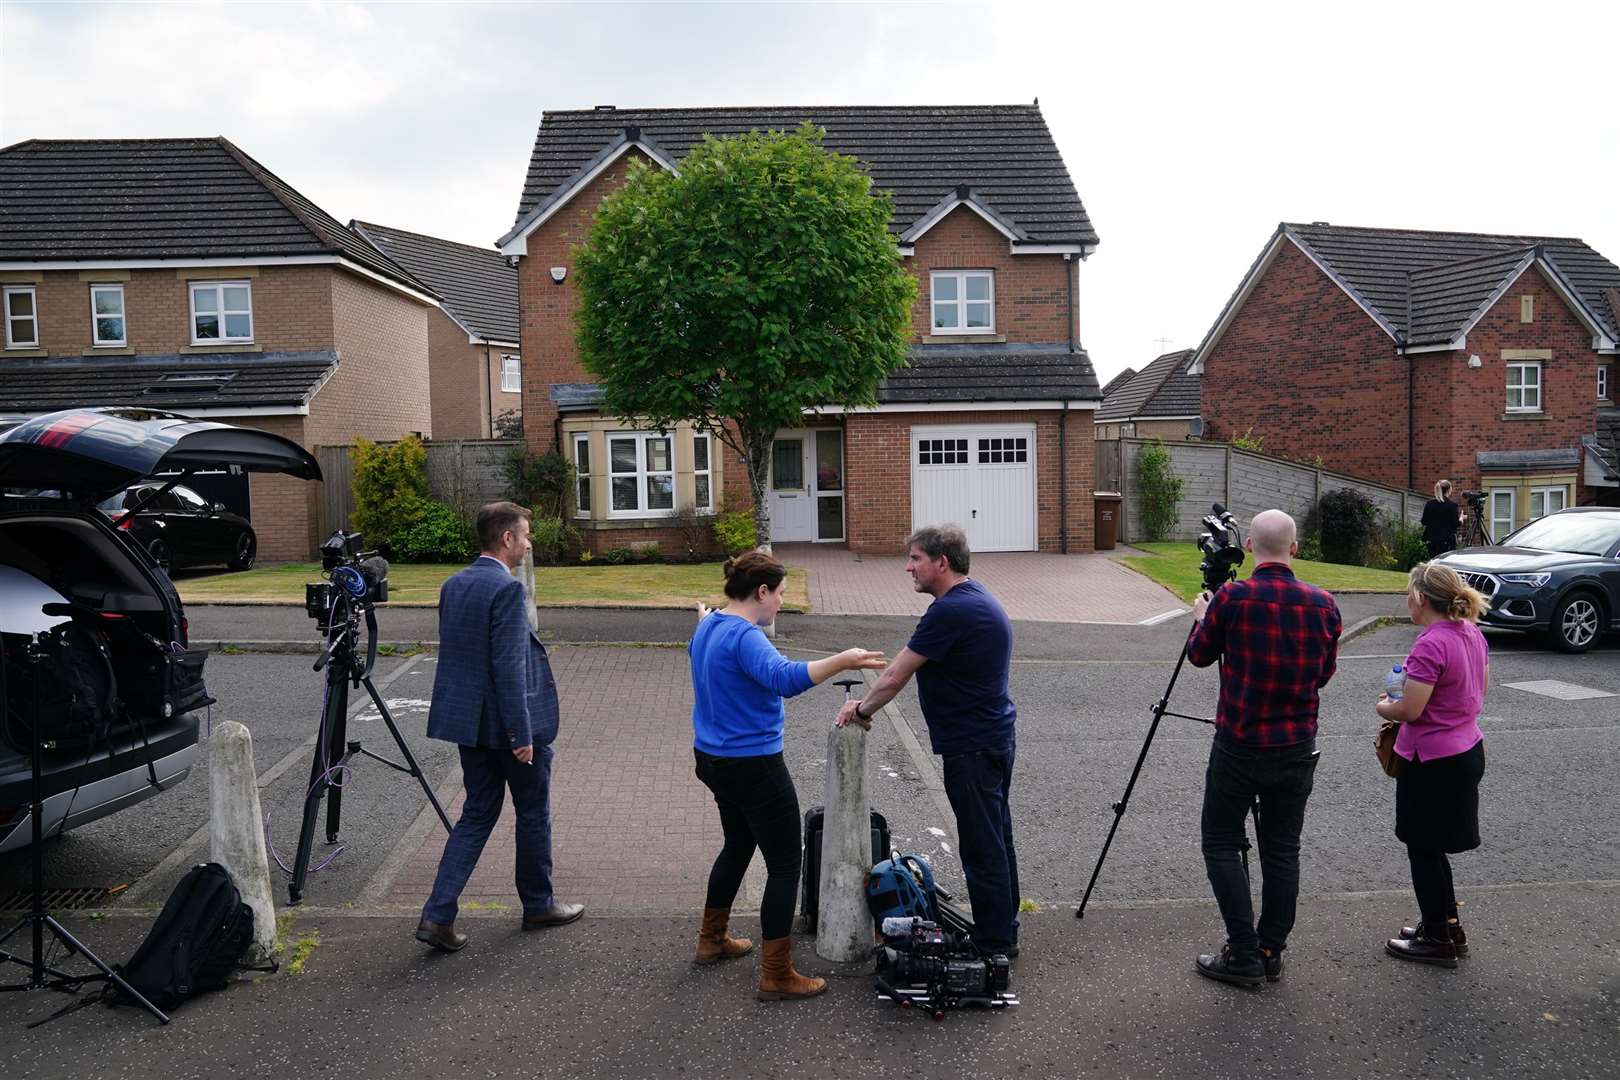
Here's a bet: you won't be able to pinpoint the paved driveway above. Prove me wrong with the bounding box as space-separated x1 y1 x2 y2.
777 543 1182 623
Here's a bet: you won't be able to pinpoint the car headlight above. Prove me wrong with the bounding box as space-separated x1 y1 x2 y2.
1499 573 1550 587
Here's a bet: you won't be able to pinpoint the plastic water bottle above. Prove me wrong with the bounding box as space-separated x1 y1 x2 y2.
1384 665 1405 701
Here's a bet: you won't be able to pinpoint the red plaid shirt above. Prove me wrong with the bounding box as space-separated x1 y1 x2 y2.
1186 563 1341 747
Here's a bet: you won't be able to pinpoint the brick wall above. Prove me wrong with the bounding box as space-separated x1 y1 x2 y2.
906 206 1077 344
229 413 312 561
427 306 515 439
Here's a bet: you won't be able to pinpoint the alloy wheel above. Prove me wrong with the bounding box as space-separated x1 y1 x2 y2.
1561 598 1599 650
148 539 171 572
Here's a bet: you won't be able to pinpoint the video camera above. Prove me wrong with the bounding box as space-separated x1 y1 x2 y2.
304 531 389 630
875 916 1011 1016
1196 502 1244 593
1461 490 1485 510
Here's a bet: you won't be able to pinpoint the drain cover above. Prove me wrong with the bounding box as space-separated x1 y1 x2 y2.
0 887 110 912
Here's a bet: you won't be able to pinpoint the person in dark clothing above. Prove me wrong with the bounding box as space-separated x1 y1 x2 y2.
839 524 1021 957
1186 509 1342 988
1421 480 1465 559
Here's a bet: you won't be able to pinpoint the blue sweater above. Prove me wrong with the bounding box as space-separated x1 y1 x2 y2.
690 612 814 757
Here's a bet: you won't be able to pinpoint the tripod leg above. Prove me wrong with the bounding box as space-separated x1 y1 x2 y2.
1077 643 1195 919
361 675 452 834
290 670 349 905
42 916 168 1025
325 679 351 844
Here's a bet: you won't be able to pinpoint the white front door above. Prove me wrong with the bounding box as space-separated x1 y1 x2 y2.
911 424 1037 552
767 434 815 542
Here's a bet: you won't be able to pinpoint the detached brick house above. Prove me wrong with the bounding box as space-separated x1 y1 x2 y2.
498 105 1103 555
0 138 438 559
1094 349 1200 441
1194 223 1620 534
352 221 521 439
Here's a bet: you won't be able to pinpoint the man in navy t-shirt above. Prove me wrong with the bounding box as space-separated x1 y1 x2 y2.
837 524 1020 956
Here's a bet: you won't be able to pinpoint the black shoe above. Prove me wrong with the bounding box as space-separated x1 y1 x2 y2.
1196 945 1265 988
1385 929 1458 969
1399 919 1468 956
522 901 585 929
416 918 468 952
1260 947 1283 983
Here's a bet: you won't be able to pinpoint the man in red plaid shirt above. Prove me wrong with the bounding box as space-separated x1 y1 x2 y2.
1185 509 1341 988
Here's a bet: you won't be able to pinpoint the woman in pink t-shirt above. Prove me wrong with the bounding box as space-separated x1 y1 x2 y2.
1374 562 1490 969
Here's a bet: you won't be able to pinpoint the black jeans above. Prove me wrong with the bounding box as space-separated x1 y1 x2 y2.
693 749 801 940
940 744 1019 952
1200 736 1319 956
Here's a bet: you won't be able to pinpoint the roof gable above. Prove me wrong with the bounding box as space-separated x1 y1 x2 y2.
0 137 429 297
1097 349 1198 420
352 221 518 344
502 104 1097 254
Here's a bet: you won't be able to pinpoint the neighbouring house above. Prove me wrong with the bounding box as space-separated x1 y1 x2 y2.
0 137 438 560
1094 349 1200 440
498 104 1103 554
1098 366 1137 399
1194 223 1620 532
351 221 521 439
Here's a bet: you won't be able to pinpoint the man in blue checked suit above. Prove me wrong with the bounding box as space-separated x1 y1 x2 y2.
416 501 584 951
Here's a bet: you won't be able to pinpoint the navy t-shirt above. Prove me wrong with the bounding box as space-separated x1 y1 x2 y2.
906 579 1016 755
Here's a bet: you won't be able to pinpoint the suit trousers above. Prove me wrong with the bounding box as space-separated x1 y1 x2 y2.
423 743 555 923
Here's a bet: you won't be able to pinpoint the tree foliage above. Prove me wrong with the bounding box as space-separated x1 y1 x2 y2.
573 125 916 546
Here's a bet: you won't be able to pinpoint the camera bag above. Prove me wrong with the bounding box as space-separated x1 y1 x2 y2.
866 855 941 925
1 622 122 754
106 862 270 1011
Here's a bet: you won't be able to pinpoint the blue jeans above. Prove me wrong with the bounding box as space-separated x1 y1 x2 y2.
1200 736 1318 956
423 743 555 923
940 744 1020 952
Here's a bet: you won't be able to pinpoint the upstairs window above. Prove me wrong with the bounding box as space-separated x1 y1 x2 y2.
190 281 253 343
930 271 994 334
90 284 126 346
4 285 38 348
501 354 521 393
1505 361 1541 412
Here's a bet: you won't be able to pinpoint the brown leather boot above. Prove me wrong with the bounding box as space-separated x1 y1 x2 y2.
693 907 754 965
756 936 827 1000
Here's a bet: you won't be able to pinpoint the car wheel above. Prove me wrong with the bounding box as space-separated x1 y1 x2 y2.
1549 591 1602 654
147 538 172 573
229 531 256 571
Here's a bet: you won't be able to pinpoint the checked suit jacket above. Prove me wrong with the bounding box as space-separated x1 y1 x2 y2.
426 556 559 750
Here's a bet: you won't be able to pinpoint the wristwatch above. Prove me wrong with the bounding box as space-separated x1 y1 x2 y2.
854 703 871 722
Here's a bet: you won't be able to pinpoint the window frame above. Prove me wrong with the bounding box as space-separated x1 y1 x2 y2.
1488 488 1515 543
692 432 714 513
1528 485 1567 522
606 430 676 519
929 270 995 335
4 285 39 349
1599 365 1609 401
1505 360 1541 413
188 280 254 344
500 354 521 394
89 283 127 347
572 432 592 519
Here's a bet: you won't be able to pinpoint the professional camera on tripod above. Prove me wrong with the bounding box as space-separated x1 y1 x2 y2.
1459 490 1491 547
1075 504 1248 919
282 531 450 905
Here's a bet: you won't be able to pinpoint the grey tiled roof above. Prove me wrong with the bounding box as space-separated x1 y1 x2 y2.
1590 409 1620 480
0 350 338 413
352 221 518 343
1098 367 1137 398
1097 349 1199 420
0 138 429 295
876 343 1099 404
1284 223 1620 346
510 105 1097 247
1477 447 1581 471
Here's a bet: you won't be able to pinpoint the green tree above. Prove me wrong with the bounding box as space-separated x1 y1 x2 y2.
1138 439 1184 541
573 124 916 548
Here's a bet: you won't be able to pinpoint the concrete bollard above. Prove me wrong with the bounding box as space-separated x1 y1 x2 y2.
208 720 277 964
518 548 539 633
815 720 871 962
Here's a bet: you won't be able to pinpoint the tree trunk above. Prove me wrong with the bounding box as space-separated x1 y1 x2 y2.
743 426 774 554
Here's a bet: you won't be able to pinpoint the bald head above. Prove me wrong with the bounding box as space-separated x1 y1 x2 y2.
1248 510 1297 563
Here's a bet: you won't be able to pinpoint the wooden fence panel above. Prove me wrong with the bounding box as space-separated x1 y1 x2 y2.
1230 450 1315 526
1095 439 1122 494
315 439 524 538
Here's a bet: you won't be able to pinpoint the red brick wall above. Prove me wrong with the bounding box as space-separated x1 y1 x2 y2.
427 307 515 440
1201 240 1410 487
843 410 1094 554
906 206 1076 344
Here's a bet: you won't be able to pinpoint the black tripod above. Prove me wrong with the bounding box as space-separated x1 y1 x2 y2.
0 633 169 1025
287 600 450 905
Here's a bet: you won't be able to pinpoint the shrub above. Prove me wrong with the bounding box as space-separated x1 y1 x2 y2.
493 409 524 439
1229 426 1264 453
1137 439 1184 541
1297 535 1323 562
637 543 661 563
387 499 476 563
1317 488 1379 565
529 515 582 565
600 546 637 565
351 436 430 551
667 507 718 562
1379 514 1428 572
503 448 575 520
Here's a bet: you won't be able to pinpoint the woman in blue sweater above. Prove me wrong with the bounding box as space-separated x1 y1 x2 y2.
689 551 885 1000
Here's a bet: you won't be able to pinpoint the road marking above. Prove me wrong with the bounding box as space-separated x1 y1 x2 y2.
1138 609 1186 626
1503 679 1616 701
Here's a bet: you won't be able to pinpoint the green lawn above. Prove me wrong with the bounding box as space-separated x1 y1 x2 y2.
1115 542 1410 602
176 561 811 612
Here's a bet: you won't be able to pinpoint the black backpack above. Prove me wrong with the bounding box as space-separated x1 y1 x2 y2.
108 863 270 1010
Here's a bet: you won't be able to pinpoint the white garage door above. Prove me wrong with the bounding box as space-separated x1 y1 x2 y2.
911 424 1036 552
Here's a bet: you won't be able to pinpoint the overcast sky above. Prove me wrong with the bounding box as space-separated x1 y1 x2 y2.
4 0 1617 384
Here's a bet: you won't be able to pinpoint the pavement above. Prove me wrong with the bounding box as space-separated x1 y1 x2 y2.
5 600 1618 1076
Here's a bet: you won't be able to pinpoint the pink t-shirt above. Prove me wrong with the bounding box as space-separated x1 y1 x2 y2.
1395 618 1488 762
